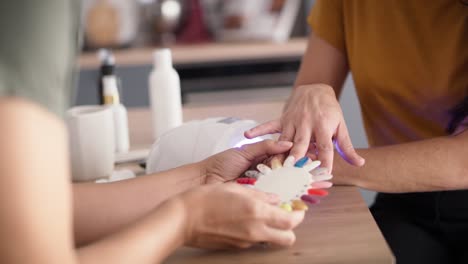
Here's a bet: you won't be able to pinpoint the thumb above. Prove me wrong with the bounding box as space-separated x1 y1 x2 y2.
239 140 293 161
335 123 365 166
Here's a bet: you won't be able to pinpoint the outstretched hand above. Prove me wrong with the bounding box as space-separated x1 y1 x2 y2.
245 84 365 172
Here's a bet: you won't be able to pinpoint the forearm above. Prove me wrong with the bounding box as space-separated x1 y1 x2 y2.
77 198 185 264
333 132 468 193
73 162 204 246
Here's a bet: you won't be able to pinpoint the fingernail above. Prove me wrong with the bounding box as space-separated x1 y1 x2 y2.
311 167 328 176
245 170 259 178
307 189 329 197
302 160 321 172
271 157 282 169
257 164 272 174
313 174 333 182
294 157 309 168
277 141 293 147
310 181 333 189
280 203 293 212
301 195 320 204
283 155 295 167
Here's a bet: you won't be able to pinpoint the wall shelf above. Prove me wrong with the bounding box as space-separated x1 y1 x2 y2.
79 37 307 69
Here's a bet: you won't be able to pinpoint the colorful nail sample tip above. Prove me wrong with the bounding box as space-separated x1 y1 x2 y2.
311 167 328 176
280 203 293 212
303 160 321 172
244 170 259 178
236 178 256 184
310 181 333 189
257 163 272 174
313 174 333 182
283 155 295 167
307 189 329 197
270 157 282 170
301 195 321 204
294 157 309 168
291 200 308 211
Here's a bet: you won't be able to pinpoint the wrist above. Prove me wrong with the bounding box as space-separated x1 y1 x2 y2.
295 83 336 96
157 197 189 247
332 150 359 186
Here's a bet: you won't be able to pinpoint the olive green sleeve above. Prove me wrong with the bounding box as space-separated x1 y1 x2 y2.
0 0 80 117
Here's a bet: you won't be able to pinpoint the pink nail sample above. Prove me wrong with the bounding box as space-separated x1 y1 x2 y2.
310 181 333 189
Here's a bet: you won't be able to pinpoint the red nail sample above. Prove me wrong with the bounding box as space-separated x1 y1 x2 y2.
307 189 329 197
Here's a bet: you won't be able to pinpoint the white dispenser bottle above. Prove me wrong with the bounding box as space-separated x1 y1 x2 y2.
103 75 130 153
149 49 183 140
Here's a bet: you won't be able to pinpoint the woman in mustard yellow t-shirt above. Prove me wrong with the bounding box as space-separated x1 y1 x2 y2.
247 1 468 263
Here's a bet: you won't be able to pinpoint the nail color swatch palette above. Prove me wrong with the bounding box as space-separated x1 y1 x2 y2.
239 156 333 211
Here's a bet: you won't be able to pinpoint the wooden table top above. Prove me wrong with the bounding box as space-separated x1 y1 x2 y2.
165 186 393 264
127 100 394 264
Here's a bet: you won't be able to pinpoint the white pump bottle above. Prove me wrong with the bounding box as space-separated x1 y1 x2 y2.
102 75 130 153
149 49 183 140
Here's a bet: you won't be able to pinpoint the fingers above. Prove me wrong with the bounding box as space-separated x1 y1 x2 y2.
257 209 303 247
315 127 335 172
335 123 365 166
261 227 297 247
239 185 280 205
278 124 295 142
244 119 282 139
289 125 312 160
239 140 293 161
264 208 305 230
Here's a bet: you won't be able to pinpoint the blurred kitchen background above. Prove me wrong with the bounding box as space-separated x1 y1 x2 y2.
77 0 376 205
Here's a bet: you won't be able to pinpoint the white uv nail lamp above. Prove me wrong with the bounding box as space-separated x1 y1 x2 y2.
146 117 271 174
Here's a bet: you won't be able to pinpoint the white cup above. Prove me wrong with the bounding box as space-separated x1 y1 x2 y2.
66 105 115 182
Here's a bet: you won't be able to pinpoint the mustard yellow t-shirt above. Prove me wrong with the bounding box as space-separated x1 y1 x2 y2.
309 0 468 146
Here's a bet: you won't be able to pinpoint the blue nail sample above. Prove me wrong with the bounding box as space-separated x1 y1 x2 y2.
294 157 309 168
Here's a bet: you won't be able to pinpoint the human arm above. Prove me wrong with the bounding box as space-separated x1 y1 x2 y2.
245 33 365 170
73 140 294 246
0 99 182 263
77 182 304 263
332 131 468 193
0 99 304 264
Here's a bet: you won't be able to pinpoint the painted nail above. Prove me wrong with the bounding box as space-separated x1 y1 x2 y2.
310 181 333 189
294 157 309 168
313 174 333 182
301 195 321 204
280 203 292 212
271 157 282 169
302 160 321 172
257 164 272 174
248 178 257 184
311 167 328 176
291 200 309 211
307 189 329 197
236 178 250 184
245 170 259 178
283 156 295 167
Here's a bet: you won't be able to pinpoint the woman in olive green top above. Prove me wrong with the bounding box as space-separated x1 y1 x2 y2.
0 1 304 263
